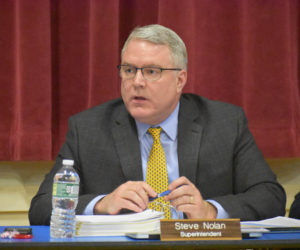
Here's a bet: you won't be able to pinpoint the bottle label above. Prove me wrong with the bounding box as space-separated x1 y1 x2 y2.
53 183 79 198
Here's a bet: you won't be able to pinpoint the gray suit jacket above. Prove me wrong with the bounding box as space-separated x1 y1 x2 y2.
29 94 286 225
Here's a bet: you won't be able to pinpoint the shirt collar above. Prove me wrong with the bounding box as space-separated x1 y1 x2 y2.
135 102 179 141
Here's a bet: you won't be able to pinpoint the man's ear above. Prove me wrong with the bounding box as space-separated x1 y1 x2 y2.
176 70 187 93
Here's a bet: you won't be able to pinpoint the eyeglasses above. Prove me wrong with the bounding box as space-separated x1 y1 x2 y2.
117 65 182 81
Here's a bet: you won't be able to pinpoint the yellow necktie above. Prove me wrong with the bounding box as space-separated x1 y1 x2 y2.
146 127 171 219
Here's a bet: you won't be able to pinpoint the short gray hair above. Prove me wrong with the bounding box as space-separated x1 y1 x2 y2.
121 24 188 70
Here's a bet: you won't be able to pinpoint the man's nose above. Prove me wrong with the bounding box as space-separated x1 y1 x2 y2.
133 69 146 86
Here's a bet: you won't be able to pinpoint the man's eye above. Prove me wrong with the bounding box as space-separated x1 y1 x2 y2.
145 68 159 75
124 67 134 73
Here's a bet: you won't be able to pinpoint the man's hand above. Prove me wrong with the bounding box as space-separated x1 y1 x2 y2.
93 181 156 215
165 176 217 219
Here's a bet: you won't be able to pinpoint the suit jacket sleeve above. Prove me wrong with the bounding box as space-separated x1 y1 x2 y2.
178 94 286 221
289 192 300 219
203 106 286 220
29 99 142 225
28 117 99 225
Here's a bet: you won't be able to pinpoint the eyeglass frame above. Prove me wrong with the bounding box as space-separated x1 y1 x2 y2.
117 64 182 81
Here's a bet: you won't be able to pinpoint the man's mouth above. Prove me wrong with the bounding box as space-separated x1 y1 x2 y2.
134 96 146 100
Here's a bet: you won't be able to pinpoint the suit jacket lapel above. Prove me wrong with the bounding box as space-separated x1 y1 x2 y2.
111 105 143 181
178 96 203 183
111 96 203 184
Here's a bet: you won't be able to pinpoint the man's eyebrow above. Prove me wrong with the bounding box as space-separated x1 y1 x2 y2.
143 64 162 68
122 63 162 68
120 62 133 66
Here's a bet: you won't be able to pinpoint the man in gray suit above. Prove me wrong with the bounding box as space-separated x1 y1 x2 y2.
29 24 286 225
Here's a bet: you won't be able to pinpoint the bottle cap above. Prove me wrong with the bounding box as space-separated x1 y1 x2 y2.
62 159 74 166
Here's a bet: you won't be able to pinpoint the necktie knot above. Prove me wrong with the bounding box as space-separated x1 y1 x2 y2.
148 127 162 141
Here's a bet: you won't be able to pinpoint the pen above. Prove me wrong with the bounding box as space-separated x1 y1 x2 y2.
149 190 171 201
149 185 184 201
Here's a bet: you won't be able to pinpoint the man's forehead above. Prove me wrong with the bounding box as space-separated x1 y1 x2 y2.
125 39 170 53
122 39 172 64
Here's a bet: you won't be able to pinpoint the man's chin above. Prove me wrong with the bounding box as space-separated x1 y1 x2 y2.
130 111 155 124
132 115 150 124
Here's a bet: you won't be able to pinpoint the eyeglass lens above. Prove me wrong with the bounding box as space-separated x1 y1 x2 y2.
119 65 162 81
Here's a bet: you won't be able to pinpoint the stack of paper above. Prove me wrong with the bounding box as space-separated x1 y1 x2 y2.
241 216 300 229
241 216 300 237
75 209 165 236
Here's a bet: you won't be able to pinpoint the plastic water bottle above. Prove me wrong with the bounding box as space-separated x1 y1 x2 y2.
50 159 80 238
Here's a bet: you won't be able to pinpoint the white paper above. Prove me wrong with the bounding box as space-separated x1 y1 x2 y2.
76 209 164 223
241 216 300 228
75 209 164 237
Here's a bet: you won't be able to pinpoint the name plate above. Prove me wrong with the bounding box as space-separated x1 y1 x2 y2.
160 219 241 241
